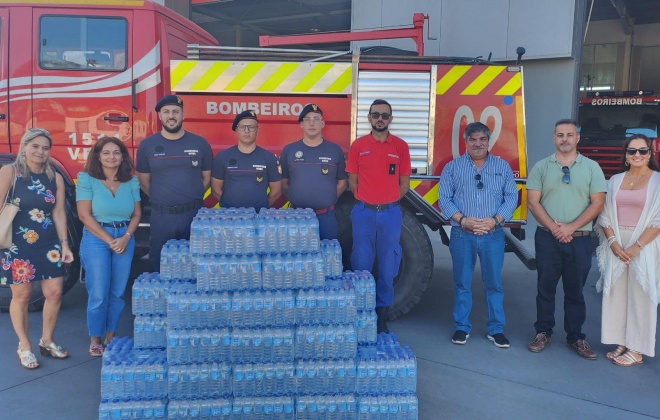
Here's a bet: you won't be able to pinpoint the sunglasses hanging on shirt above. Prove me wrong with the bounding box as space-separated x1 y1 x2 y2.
561 166 570 184
475 174 483 189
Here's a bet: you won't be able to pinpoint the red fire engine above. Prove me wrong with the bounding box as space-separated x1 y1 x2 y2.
0 1 533 319
577 91 660 178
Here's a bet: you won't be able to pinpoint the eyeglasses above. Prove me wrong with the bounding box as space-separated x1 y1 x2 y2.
302 117 322 123
626 147 650 156
236 125 258 132
370 112 391 120
475 174 483 190
562 166 570 184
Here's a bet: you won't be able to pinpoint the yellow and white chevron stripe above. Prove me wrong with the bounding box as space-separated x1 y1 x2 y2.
171 60 353 95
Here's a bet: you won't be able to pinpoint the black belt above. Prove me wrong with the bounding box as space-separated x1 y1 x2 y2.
99 221 129 228
151 200 202 214
538 226 591 237
356 200 400 212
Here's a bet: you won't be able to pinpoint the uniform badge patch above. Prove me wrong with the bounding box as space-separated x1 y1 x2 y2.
256 177 263 182
295 151 303 159
321 169 329 175
191 160 199 167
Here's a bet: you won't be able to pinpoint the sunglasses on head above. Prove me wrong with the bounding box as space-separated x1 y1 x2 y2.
626 147 650 156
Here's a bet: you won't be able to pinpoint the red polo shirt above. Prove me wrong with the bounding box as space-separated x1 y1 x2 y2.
346 132 412 204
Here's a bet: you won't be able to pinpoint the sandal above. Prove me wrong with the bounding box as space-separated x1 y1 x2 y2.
612 350 643 367
89 344 104 357
38 339 69 359
17 343 39 369
606 345 627 361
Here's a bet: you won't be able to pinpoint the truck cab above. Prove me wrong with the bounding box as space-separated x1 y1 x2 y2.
0 0 217 310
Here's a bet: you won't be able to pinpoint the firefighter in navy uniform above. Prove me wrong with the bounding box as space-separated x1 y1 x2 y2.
136 95 213 271
211 110 282 209
347 99 412 333
280 104 348 239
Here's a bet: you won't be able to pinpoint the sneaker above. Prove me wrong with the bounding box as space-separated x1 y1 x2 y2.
487 333 510 348
567 339 597 360
528 332 550 353
451 330 469 345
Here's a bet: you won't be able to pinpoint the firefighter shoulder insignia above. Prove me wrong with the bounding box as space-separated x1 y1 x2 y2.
322 168 329 175
191 160 199 167
256 176 263 182
295 151 303 159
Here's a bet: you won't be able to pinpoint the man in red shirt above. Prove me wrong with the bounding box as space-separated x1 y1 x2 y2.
346 99 412 333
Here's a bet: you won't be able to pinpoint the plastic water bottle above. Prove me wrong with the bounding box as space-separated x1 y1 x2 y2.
262 254 274 290
262 216 274 253
190 218 203 255
131 279 143 315
283 253 294 289
245 218 257 254
276 218 288 253
272 253 285 290
256 217 266 253
312 253 325 287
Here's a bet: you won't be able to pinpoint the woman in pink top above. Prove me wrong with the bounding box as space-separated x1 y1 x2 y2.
597 134 660 366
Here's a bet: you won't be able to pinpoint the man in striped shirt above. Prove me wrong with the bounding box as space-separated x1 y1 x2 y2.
439 122 518 348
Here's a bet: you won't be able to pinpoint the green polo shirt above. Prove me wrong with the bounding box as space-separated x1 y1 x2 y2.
526 153 606 231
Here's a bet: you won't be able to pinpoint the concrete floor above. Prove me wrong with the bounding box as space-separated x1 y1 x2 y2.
0 229 658 419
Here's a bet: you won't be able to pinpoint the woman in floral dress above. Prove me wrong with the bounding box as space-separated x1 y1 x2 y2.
0 128 74 369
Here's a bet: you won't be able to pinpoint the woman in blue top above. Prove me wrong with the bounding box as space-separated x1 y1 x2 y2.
76 137 141 356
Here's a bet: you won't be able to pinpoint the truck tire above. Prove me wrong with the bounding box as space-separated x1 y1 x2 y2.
336 193 434 320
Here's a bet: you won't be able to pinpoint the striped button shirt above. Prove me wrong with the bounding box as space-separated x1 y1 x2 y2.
439 153 518 226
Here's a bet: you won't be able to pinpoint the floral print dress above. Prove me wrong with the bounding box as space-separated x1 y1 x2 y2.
1 170 65 284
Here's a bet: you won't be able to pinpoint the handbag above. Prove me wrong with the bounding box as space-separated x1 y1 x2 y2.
0 165 19 249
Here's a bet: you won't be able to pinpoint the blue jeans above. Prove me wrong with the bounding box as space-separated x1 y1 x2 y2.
317 209 338 240
80 225 134 338
350 203 402 307
534 228 592 343
449 227 506 335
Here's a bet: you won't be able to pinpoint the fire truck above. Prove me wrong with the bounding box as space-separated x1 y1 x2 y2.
0 1 533 319
577 92 660 178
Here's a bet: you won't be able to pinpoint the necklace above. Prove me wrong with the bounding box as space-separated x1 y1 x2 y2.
625 170 647 188
102 178 119 191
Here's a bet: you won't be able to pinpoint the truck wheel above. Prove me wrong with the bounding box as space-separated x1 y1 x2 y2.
336 193 434 320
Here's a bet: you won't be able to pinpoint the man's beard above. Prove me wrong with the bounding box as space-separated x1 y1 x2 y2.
163 121 183 134
371 124 388 132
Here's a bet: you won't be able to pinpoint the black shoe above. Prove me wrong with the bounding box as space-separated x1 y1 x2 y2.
487 333 510 348
451 330 469 345
376 307 390 334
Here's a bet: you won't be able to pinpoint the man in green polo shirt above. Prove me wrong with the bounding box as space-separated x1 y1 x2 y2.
526 118 606 360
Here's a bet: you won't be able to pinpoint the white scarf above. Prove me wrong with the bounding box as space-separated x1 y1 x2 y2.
596 171 660 305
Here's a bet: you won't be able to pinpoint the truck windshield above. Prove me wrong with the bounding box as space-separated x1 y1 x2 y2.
578 103 659 145
39 16 127 71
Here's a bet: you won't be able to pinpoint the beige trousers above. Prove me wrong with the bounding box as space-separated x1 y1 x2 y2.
601 229 658 357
